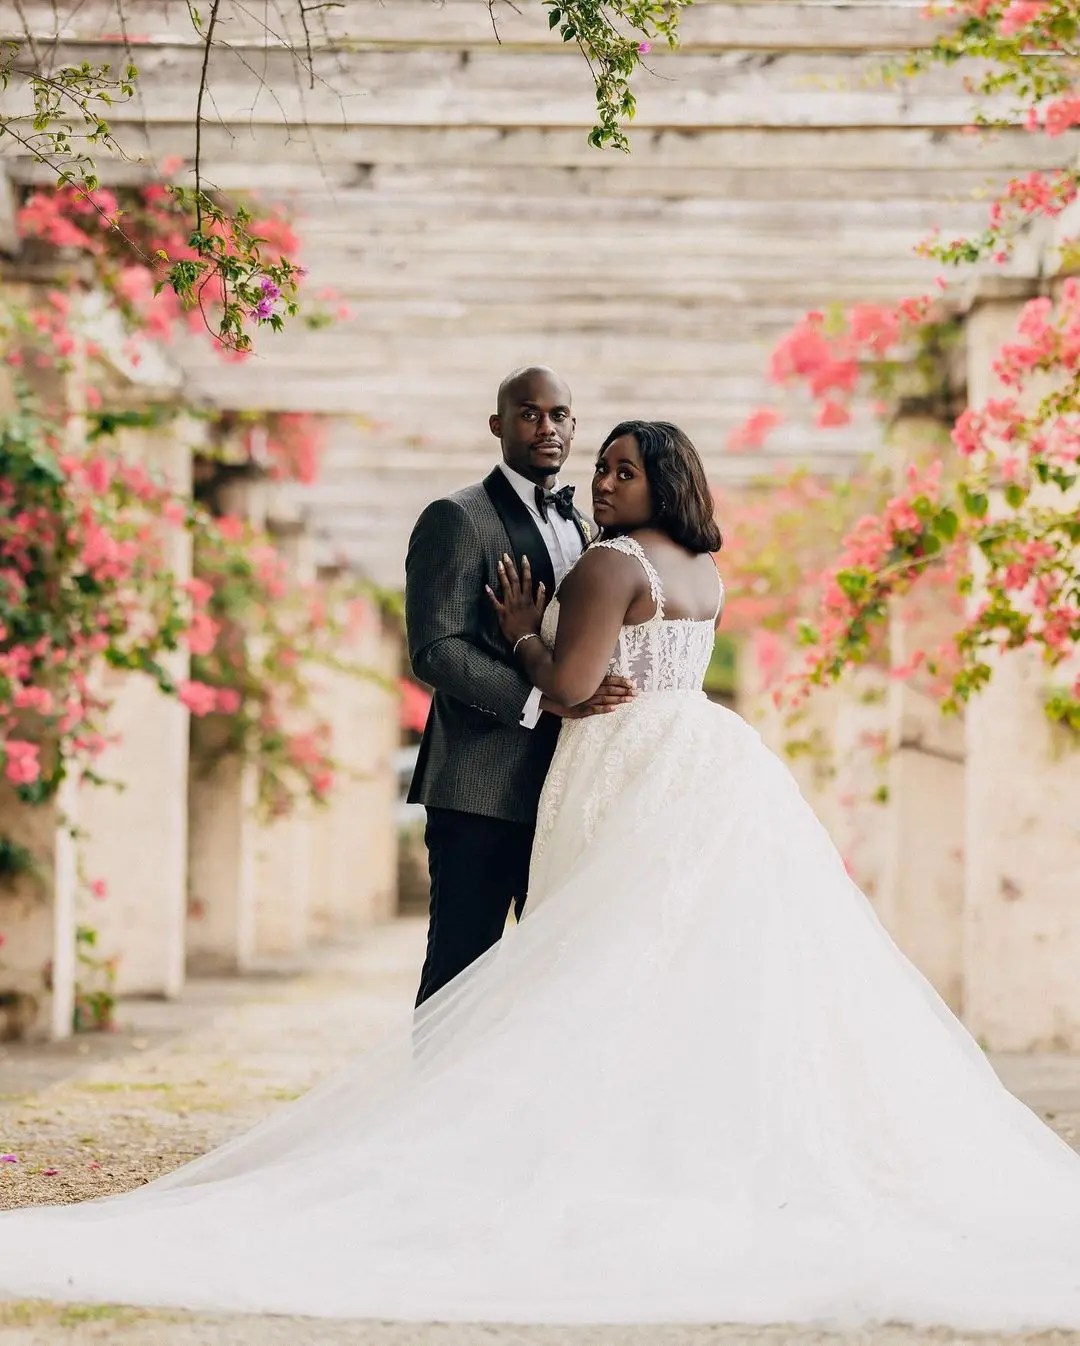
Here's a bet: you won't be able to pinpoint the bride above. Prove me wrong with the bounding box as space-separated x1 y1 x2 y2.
1 420 1079 1327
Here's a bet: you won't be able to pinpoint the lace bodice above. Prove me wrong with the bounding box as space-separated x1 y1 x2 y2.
540 535 723 693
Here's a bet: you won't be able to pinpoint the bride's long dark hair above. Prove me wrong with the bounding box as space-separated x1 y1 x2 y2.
600 420 723 554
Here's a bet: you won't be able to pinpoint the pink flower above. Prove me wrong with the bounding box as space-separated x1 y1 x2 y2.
84 457 111 494
184 577 214 606
1043 96 1080 137
216 515 246 542
4 740 41 786
998 0 1044 34
90 878 108 900
726 407 781 452
0 1154 17 1163
215 687 241 714
816 399 851 428
638 41 651 54
177 680 219 717
184 610 219 657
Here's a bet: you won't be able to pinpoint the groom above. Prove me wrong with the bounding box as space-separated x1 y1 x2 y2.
405 366 632 1006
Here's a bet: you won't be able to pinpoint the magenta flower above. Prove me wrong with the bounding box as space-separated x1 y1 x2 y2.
638 41 651 54
259 276 281 301
0 1154 17 1163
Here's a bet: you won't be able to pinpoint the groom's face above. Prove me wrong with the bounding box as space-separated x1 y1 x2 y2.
489 371 575 485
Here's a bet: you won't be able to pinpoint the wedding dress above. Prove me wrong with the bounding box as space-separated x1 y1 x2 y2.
1 533 1080 1326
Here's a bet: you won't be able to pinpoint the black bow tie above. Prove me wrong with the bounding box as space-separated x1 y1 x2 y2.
535 483 576 523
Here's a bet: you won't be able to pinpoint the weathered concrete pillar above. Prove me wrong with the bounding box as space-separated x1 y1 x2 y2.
738 640 890 901
827 665 892 908
961 281 1080 1049
250 518 316 965
879 412 967 1013
0 271 86 1038
737 635 839 829
357 624 401 927
308 600 401 940
78 413 194 999
0 774 79 1041
186 715 261 974
185 470 267 975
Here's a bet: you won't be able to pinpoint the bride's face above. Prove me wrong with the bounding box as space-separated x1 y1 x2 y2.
592 434 654 532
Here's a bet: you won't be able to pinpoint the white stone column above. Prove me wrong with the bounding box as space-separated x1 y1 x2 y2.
961 282 1080 1049
77 415 194 999
0 279 84 1038
878 413 966 1013
185 469 267 976
0 773 78 1040
737 640 891 900
308 605 401 940
186 716 260 974
736 636 840 832
827 665 892 908
250 519 315 966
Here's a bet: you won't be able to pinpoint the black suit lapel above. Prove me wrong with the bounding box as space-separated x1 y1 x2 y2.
482 468 556 597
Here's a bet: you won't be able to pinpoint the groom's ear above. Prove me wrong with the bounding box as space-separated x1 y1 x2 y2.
488 413 501 440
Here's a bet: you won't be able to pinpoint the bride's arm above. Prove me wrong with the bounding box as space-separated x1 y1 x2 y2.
488 548 643 708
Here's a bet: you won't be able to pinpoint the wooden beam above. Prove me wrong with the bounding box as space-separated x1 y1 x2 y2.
5 123 1050 178
289 237 949 267
205 270 939 304
185 370 891 416
181 332 805 377
312 419 876 466
288 194 982 232
5 152 1032 207
3 47 1016 131
7 1 951 53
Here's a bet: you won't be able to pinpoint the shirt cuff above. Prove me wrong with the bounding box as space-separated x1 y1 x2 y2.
519 685 544 729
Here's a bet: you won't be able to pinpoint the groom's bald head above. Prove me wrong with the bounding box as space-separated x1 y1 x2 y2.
495 365 572 418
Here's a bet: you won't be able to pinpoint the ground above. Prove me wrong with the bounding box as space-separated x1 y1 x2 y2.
2 917 1080 1346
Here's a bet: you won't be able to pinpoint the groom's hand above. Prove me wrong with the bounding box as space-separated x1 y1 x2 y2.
543 675 636 719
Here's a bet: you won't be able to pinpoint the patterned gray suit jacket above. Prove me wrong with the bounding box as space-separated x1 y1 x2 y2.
405 467 594 825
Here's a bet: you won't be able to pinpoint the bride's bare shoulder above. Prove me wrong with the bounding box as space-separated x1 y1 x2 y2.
558 540 648 605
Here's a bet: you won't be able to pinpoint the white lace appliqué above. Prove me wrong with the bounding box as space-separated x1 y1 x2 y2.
540 534 722 693
533 536 724 865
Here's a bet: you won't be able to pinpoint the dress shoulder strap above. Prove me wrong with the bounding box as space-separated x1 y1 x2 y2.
590 536 664 619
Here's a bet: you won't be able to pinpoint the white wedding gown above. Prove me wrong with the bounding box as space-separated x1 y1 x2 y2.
1 534 1080 1326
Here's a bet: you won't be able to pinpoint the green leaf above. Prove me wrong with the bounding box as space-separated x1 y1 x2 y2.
548 7 562 28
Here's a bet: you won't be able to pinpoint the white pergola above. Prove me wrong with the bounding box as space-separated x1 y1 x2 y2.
3 0 1058 585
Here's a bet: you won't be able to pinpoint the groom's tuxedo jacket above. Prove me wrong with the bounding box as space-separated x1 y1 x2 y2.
405 467 595 825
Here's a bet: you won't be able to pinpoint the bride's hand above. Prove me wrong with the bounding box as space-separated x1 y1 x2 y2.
485 553 548 646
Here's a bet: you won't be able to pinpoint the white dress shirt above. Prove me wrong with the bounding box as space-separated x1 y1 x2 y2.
497 462 585 729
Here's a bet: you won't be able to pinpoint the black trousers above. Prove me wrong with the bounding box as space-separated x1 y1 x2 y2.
415 806 534 1008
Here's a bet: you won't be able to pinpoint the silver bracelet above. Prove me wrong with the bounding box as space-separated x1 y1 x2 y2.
513 633 539 656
